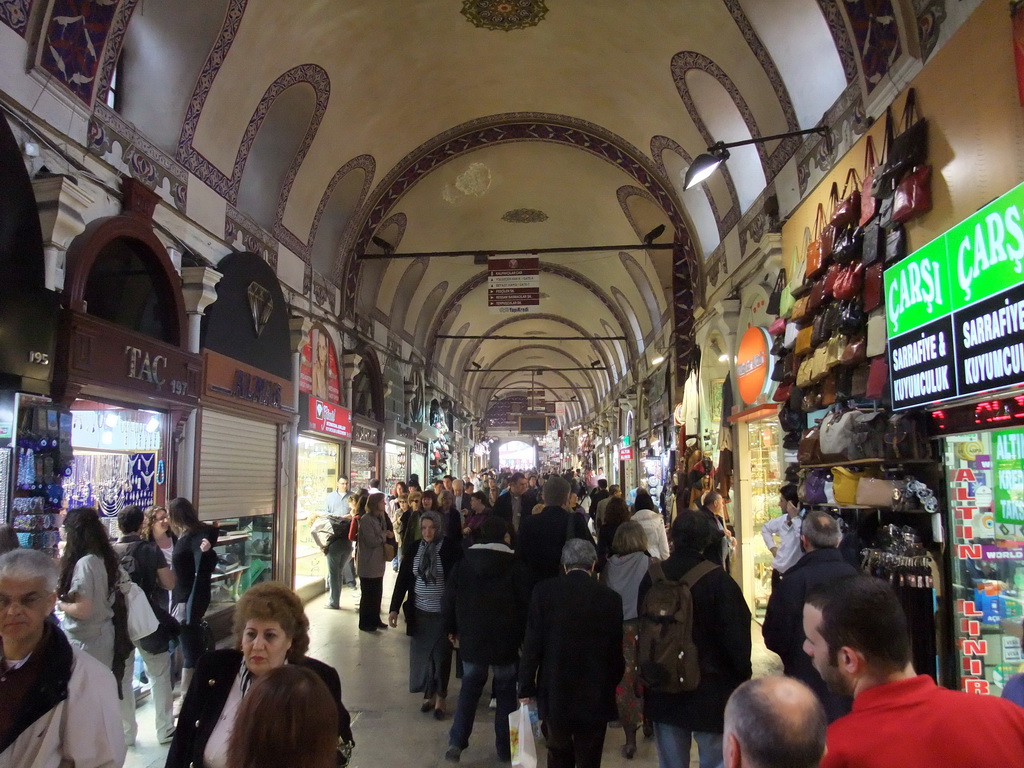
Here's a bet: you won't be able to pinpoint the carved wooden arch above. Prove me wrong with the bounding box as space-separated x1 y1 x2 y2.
63 213 186 349
425 263 638 371
451 314 617 390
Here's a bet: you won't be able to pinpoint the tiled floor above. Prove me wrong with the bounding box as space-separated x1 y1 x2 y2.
126 571 781 768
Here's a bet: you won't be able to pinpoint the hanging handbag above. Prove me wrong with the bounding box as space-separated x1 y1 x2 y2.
838 301 866 336
860 136 879 226
796 325 813 356
779 402 806 432
833 262 865 302
866 357 889 400
806 204 827 279
802 387 822 412
851 363 870 398
822 262 841 299
892 165 933 224
833 168 862 229
811 313 829 348
862 218 883 266
798 426 823 465
867 310 887 357
852 410 888 459
811 346 829 383
820 374 838 407
862 262 884 313
767 269 787 316
803 468 829 503
834 366 854 401
826 334 846 370
819 408 862 461
792 296 811 324
819 186 838 261
885 225 907 267
773 382 792 404
797 357 814 388
769 317 787 336
832 225 864 265
833 466 879 506
856 477 897 508
808 277 827 314
871 108 896 198
884 413 929 461
784 321 800 350
883 89 928 186
771 353 790 382
841 333 867 366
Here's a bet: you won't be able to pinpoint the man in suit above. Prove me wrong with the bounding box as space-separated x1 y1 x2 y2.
517 476 593 587
518 539 624 768
493 471 537 534
762 510 858 722
451 478 469 513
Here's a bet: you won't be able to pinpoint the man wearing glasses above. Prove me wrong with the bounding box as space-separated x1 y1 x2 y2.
0 548 124 766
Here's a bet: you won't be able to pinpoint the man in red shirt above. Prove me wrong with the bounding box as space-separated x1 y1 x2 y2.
803 575 1024 767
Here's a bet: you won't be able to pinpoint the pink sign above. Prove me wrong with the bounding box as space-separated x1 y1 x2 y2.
307 396 352 438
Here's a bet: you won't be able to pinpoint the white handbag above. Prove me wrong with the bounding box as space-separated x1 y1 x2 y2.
119 568 159 642
867 309 887 358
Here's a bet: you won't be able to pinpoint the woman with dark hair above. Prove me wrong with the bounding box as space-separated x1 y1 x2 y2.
388 509 462 719
57 507 126 674
632 489 670 561
0 523 19 554
226 665 338 768
596 496 631 572
168 496 218 695
356 493 394 632
167 581 353 768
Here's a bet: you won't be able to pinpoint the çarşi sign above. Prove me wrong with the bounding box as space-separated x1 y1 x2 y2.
304 394 352 438
885 180 1024 410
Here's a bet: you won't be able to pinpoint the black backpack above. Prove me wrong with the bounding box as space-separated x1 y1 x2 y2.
637 560 717 693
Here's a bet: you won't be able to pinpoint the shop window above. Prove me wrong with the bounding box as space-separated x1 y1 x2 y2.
83 237 175 343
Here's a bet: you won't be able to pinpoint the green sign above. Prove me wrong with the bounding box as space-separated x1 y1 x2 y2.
993 428 1024 525
885 180 1024 337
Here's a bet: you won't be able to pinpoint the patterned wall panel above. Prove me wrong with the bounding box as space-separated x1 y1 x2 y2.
40 0 121 104
1 0 33 36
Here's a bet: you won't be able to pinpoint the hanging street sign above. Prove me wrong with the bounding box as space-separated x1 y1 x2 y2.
488 256 540 314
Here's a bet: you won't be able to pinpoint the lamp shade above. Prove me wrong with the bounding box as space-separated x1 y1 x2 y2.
683 148 730 190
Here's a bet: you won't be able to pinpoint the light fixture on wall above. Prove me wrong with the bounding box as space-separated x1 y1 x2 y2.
643 224 666 245
683 125 830 190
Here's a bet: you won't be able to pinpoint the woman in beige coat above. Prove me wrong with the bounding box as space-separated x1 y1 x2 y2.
356 494 394 632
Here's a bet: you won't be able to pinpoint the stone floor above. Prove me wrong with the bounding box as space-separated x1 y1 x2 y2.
126 570 781 768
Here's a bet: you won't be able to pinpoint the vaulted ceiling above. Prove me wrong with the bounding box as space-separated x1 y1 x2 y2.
25 0 933 422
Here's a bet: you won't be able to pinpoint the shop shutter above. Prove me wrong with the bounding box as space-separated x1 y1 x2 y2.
197 410 278 520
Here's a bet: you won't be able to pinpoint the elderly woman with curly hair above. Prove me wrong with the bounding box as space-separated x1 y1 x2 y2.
165 581 354 768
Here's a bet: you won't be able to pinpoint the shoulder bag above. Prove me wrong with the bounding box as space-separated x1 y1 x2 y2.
859 136 879 226
833 168 862 230
856 477 897 508
118 567 160 643
806 204 827 279
884 88 928 186
866 310 887 358
832 467 875 506
798 426 823 464
893 164 932 224
863 262 884 313
884 413 930 461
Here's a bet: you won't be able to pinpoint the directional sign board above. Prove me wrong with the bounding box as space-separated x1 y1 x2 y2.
489 256 540 314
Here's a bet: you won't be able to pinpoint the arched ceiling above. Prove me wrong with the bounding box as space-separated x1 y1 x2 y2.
40 0 927 423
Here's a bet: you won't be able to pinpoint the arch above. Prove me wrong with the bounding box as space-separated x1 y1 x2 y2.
600 319 628 376
443 322 471 374
612 287 645 350
413 282 450 352
356 212 407 317
388 258 429 333
618 252 663 333
650 135 738 240
337 113 702 378
177 64 331 204
352 345 385 422
64 214 186 349
468 344 602 406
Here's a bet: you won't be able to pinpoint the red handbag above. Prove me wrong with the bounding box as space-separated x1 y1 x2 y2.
819 184 839 259
773 382 792 403
860 137 879 226
833 168 861 229
893 165 932 224
808 277 827 313
822 263 840 299
769 317 786 336
833 263 865 302
863 262 884 312
866 357 889 400
806 204 826 279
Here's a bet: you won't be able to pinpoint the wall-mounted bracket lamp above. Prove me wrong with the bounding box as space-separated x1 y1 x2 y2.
683 125 830 190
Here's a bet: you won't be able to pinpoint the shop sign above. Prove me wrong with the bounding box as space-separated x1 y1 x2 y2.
736 327 772 405
620 446 634 461
299 326 341 405
886 180 1024 409
991 428 1024 524
488 256 539 314
203 350 293 417
306 395 352 438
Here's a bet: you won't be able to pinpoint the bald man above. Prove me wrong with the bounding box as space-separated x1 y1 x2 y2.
723 676 826 768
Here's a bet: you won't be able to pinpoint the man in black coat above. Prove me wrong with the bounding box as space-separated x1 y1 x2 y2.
762 509 857 722
644 511 751 768
516 476 594 588
442 516 531 763
587 479 609 519
492 472 537 534
518 539 624 768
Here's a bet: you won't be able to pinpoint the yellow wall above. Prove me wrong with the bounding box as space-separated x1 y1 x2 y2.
782 0 1024 274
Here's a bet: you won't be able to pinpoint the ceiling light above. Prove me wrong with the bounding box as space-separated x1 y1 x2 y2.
101 431 113 445
590 360 602 368
719 353 729 362
684 125 830 190
471 361 482 370
651 355 666 366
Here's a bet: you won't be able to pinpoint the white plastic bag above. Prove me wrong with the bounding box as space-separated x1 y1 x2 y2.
119 568 159 642
509 702 537 768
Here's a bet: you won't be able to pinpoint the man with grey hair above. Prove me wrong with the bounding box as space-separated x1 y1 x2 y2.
519 540 624 768
0 549 125 766
762 510 857 721
517 475 594 588
722 676 826 768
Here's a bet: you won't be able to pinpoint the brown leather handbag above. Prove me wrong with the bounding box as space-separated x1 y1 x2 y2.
833 262 865 302
859 136 879 226
863 262 884 313
833 168 862 229
806 204 826 279
798 425 823 464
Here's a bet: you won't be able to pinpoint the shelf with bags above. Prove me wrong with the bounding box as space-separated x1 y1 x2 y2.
808 502 933 513
800 458 934 469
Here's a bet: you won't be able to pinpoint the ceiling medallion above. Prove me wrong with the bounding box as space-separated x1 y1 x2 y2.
461 0 549 32
502 208 549 224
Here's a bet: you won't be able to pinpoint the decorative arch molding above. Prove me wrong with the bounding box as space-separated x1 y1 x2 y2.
813 0 860 85
355 212 407 317
338 113 702 377
617 252 664 335
425 262 639 371
352 343 385 423
443 322 471 374
177 63 330 205
611 286 646 348
414 282 451 352
650 136 738 237
451 314 615 391
276 153 376 261
670 51 799 183
388 258 429 332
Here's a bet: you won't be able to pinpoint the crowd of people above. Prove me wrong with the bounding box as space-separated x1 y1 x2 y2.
3 467 1024 767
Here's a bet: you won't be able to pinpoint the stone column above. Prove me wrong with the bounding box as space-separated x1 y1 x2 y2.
177 266 222 499
279 316 312 589
32 173 95 292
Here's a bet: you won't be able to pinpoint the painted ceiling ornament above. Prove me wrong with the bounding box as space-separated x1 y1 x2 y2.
502 208 549 224
461 0 549 32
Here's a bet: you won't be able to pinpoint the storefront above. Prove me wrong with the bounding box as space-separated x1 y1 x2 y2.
384 434 411 492
729 325 782 619
411 440 429 486
350 349 384 489
197 252 293 634
351 418 382 489
295 324 351 598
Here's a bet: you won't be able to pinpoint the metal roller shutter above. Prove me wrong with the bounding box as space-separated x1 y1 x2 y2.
198 410 278 520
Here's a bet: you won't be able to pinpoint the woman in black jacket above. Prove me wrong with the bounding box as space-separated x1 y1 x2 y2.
167 497 218 695
165 581 354 768
388 509 462 719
